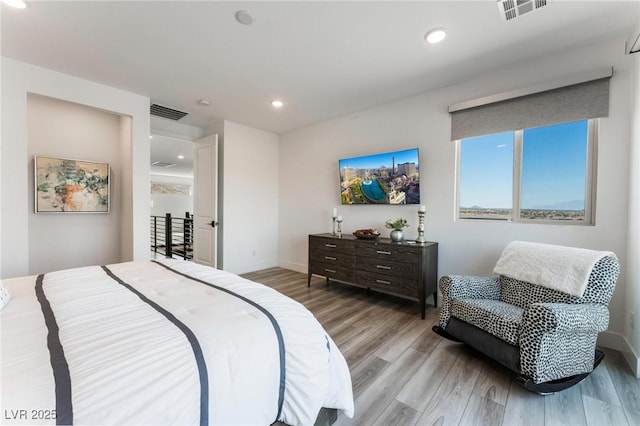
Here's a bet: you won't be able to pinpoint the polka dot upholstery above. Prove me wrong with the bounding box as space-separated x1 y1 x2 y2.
439 255 619 384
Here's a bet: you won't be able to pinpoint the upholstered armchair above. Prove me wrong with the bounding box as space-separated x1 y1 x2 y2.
433 241 619 394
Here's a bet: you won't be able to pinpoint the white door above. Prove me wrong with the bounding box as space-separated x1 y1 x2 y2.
193 134 218 267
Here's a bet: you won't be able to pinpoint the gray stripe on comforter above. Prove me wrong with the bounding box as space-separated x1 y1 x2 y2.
151 260 287 423
35 274 73 425
101 265 209 426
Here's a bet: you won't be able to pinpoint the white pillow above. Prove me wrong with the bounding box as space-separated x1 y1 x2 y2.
0 280 10 310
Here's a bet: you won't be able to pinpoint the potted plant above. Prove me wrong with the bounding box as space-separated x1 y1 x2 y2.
385 218 409 242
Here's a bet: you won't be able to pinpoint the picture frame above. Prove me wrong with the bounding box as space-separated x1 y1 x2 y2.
34 156 110 213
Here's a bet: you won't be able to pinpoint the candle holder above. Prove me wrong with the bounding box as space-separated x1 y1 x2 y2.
415 210 426 243
336 218 343 238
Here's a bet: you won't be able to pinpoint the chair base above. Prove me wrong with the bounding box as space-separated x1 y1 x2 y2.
432 322 606 395
431 325 461 342
516 349 606 395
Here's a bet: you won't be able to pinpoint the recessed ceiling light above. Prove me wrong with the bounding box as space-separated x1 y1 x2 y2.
177 155 185 160
197 99 211 106
2 0 27 9
235 10 253 25
149 135 154 139
424 28 447 44
271 100 284 108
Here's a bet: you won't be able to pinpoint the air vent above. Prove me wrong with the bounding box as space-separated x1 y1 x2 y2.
151 161 176 168
498 0 551 22
150 103 189 121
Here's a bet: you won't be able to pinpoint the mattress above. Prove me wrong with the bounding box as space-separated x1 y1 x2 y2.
0 259 354 425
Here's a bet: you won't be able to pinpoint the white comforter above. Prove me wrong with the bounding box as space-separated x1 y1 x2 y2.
0 259 354 425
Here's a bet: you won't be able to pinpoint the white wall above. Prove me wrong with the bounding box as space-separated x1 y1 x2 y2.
221 120 279 274
279 37 635 357
625 51 640 376
27 94 123 274
1 58 150 278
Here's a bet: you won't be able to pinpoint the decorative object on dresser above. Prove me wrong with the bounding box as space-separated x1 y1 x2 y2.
384 217 409 242
308 233 438 319
416 205 426 243
352 228 380 239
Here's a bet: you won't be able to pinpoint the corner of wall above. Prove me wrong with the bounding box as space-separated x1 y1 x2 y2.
598 331 640 377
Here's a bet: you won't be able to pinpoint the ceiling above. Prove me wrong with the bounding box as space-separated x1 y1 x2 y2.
150 136 195 178
2 1 638 137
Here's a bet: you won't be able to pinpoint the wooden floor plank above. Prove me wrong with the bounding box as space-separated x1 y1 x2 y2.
349 354 390 399
414 348 483 426
501 379 546 426
544 385 587 426
603 349 640 423
582 394 629 426
372 400 421 426
335 348 431 426
471 358 513 405
374 317 431 363
395 346 462 412
458 394 505 426
580 356 623 406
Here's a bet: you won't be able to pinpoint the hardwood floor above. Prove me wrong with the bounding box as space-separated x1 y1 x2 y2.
241 267 640 426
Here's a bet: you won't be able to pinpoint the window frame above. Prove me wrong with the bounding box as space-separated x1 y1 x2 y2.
455 119 598 225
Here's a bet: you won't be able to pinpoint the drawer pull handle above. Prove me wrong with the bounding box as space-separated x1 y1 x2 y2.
376 265 392 270
325 244 337 248
376 279 391 285
325 256 337 261
377 250 391 255
324 269 337 274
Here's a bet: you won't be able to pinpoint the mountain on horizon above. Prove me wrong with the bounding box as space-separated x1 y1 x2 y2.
527 200 585 210
462 200 585 210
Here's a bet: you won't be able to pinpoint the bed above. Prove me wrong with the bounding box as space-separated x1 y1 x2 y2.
0 259 354 425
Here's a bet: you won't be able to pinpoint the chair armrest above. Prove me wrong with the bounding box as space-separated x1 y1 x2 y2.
519 303 609 383
439 275 501 301
522 303 609 334
438 275 500 328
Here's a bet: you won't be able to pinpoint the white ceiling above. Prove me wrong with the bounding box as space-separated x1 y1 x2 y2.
150 136 195 178
2 1 638 136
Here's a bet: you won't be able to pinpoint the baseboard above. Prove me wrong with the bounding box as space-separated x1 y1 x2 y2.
278 260 307 274
598 331 640 377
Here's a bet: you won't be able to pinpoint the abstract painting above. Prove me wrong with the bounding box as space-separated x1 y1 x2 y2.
150 182 191 195
35 156 110 213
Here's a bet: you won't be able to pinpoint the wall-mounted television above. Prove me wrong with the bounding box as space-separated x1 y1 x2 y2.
339 148 420 205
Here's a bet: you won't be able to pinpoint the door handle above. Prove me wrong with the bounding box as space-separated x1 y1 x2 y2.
210 221 218 228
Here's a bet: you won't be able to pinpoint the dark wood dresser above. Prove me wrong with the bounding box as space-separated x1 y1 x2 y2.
308 233 438 319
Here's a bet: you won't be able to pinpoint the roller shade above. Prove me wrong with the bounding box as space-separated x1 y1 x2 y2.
449 70 611 141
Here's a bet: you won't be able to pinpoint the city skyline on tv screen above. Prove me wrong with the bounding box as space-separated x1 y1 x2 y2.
339 148 420 205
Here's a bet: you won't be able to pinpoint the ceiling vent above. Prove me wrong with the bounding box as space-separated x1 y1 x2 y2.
498 0 551 22
150 103 189 121
151 161 176 168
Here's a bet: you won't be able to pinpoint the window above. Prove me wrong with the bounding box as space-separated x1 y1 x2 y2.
457 119 596 224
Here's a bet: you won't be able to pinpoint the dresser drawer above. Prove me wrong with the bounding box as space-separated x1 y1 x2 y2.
309 237 356 255
310 261 355 282
356 256 419 279
309 250 354 268
356 245 420 263
356 271 418 298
